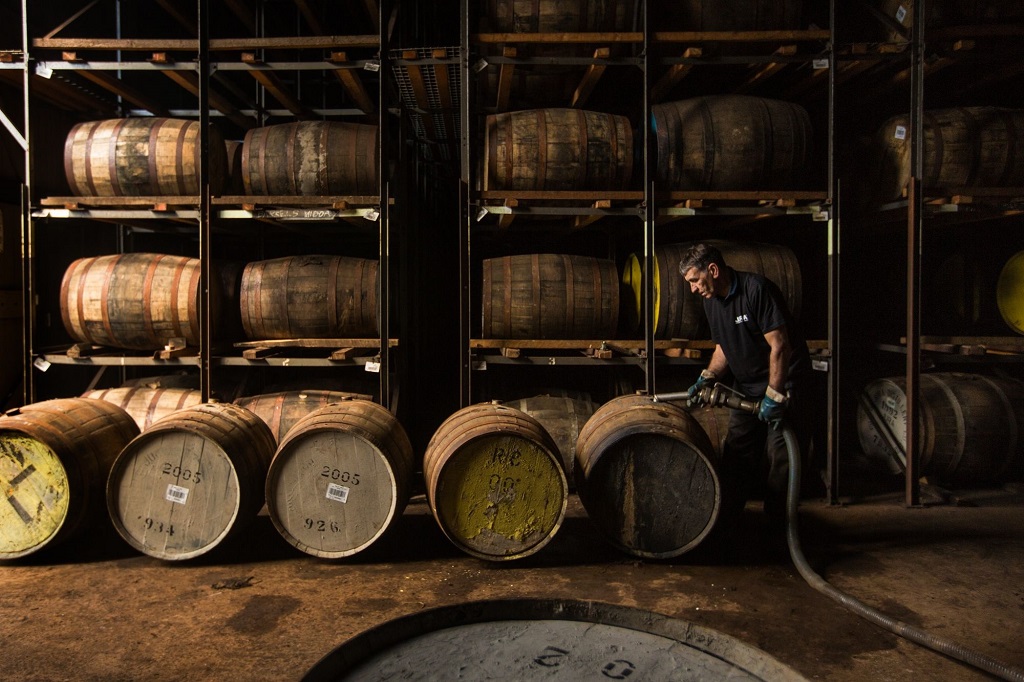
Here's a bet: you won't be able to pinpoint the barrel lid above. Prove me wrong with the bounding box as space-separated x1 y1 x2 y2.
303 599 806 681
0 432 70 558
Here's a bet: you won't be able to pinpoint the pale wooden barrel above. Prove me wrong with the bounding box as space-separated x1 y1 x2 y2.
482 254 619 339
875 107 1024 201
575 394 721 558
857 372 1024 487
0 399 139 559
623 240 801 339
235 389 377 443
423 403 568 561
503 394 598 491
265 400 415 558
242 121 379 195
652 96 813 191
64 117 226 196
106 403 276 560
81 387 203 432
483 0 636 32
998 251 1024 335
240 255 379 340
485 109 633 191
60 252 222 350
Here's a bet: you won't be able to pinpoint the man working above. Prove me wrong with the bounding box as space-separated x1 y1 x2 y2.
679 243 810 523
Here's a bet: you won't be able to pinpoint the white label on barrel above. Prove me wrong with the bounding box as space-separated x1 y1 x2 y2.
33 357 51 372
812 59 829 70
166 484 189 505
895 5 907 22
894 125 907 140
365 361 381 373
326 483 350 504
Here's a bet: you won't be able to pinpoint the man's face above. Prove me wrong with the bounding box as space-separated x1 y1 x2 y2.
683 263 717 298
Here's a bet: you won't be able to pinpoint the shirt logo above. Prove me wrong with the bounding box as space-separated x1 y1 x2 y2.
734 314 750 324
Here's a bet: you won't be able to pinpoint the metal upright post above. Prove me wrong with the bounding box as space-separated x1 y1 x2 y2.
458 0 472 407
20 0 34 405
198 0 212 403
641 0 655 395
826 0 840 504
905 0 925 507
378 0 391 408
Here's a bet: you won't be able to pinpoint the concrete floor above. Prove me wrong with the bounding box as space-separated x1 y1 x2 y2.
1 488 1022 681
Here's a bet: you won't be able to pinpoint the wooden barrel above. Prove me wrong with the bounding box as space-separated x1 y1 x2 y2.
106 402 276 560
60 252 221 350
482 254 619 339
81 387 202 432
242 121 379 196
687 405 731 457
665 0 802 31
265 400 415 558
875 107 1024 201
856 372 1024 487
503 394 599 491
623 241 801 339
998 251 1024 335
485 109 633 191
240 255 379 340
235 389 377 443
423 403 568 561
0 399 139 559
877 1 1024 41
652 96 813 191
224 139 245 194
482 0 636 32
575 394 721 558
64 118 226 196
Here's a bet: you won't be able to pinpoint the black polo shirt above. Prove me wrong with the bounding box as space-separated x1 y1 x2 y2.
703 268 809 398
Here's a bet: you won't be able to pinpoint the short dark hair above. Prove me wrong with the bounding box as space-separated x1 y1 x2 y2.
678 243 725 276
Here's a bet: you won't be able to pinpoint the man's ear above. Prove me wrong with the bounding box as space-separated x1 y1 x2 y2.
707 262 719 278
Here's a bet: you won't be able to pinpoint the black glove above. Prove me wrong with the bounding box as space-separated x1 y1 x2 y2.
758 389 788 429
686 370 716 407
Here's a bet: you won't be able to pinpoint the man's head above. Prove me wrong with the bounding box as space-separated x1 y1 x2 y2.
679 243 728 299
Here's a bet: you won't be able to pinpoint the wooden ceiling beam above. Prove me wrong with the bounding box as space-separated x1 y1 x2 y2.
74 69 172 117
241 53 312 119
331 52 375 114
161 69 256 130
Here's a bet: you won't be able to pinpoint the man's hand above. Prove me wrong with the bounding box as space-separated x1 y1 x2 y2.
686 369 716 407
758 388 788 429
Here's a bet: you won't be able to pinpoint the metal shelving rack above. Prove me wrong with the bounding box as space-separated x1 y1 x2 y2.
16 0 397 408
458 0 840 499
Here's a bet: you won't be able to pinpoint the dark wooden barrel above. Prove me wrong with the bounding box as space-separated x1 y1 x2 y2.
81 387 202 432
652 96 812 191
240 255 379 340
876 107 1024 201
482 254 619 339
623 240 801 339
64 118 226 196
665 0 802 30
107 402 276 560
60 253 222 350
482 0 636 32
242 121 379 196
485 109 633 191
224 139 245 194
423 403 568 561
235 389 377 443
575 394 721 558
265 400 415 558
503 394 599 491
857 372 1024 487
687 405 731 457
0 398 139 559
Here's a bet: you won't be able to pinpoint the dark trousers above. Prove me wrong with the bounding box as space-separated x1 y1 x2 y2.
720 388 811 517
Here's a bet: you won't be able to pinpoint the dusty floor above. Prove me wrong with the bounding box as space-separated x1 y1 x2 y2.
1 488 1022 681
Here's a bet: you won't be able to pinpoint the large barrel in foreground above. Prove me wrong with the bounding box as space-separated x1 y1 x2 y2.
0 399 139 559
266 400 415 558
875 107 1024 201
622 240 801 339
484 109 633 191
106 403 276 560
60 253 220 350
857 372 1024 487
242 121 379 196
424 403 568 561
576 394 721 558
240 255 379 340
652 96 812 191
482 254 619 339
64 117 226 196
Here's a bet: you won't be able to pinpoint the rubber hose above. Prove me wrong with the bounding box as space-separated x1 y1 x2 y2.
781 425 1024 682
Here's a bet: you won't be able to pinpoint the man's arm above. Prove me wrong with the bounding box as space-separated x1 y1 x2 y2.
764 326 792 395
707 344 729 378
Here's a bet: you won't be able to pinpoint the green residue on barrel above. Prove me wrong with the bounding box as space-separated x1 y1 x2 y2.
437 435 565 557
